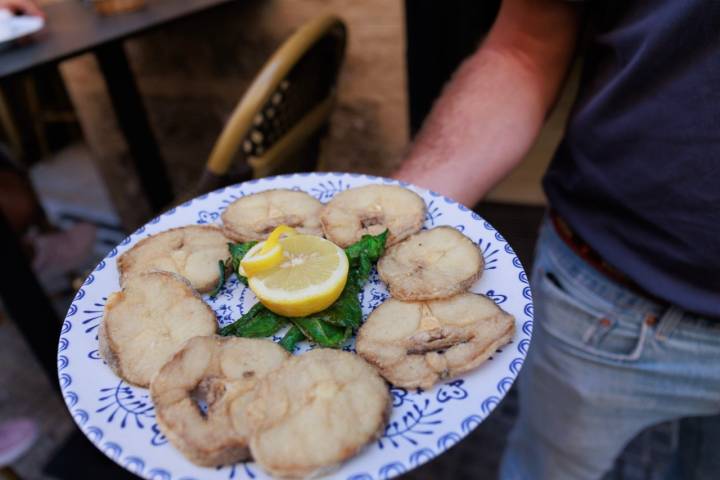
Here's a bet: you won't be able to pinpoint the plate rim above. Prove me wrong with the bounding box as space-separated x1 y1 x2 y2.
57 171 534 480
0 12 44 45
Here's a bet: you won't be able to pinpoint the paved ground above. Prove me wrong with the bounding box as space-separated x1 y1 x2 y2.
0 202 679 479
0 319 75 480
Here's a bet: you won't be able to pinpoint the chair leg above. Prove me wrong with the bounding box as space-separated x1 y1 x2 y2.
0 466 22 480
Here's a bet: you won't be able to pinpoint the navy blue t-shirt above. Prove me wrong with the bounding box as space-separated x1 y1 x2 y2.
544 1 720 317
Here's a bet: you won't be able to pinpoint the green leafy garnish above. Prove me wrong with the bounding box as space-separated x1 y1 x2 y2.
307 287 363 328
279 326 305 352
220 231 387 348
219 302 286 337
290 317 352 348
345 230 388 290
228 241 257 285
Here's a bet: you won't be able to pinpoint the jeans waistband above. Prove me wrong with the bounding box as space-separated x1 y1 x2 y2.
539 215 719 327
549 210 668 305
540 217 669 318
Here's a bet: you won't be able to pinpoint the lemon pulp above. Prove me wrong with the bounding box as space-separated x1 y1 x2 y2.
248 234 349 317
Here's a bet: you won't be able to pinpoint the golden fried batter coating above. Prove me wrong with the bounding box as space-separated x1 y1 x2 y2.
246 349 390 478
99 272 217 387
118 226 230 293
321 185 426 248
222 189 323 241
378 227 483 300
356 294 515 389
150 336 289 466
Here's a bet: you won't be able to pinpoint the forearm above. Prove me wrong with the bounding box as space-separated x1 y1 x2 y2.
394 0 579 206
395 49 550 205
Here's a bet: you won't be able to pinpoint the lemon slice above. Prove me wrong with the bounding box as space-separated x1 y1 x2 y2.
240 225 297 276
248 234 349 317
239 243 282 277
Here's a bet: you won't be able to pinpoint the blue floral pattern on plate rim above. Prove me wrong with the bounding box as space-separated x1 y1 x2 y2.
58 172 533 480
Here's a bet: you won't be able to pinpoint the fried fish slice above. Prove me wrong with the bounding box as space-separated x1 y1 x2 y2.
246 349 390 479
150 336 289 467
377 226 483 300
99 271 217 387
118 225 230 293
221 189 323 241
356 294 515 389
321 184 426 248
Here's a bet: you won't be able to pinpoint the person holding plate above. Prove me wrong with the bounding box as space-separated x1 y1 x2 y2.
395 0 720 479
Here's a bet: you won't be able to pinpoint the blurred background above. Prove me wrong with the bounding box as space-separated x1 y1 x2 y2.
0 0 675 478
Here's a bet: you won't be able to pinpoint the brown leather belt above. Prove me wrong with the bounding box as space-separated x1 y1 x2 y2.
549 210 668 306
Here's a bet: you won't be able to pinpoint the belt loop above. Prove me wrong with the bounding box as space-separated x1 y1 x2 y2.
655 306 683 341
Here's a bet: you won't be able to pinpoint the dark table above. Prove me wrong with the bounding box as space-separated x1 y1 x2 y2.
0 0 237 386
1 0 238 212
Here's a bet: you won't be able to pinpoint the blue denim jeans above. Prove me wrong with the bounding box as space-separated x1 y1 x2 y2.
499 218 720 480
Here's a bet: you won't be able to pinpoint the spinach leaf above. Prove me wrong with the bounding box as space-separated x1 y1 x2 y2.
290 317 351 348
220 302 286 338
208 260 227 298
345 230 388 290
279 326 305 352
345 229 388 265
309 287 362 329
228 241 257 285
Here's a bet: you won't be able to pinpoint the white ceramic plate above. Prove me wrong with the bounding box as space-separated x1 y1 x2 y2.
58 173 534 480
0 9 44 47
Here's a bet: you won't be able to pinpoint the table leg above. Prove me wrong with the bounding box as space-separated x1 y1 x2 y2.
0 212 60 390
94 42 173 212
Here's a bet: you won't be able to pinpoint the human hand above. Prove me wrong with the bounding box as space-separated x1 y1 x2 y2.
1 0 44 17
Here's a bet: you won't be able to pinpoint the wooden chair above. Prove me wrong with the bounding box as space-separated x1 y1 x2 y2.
192 14 347 196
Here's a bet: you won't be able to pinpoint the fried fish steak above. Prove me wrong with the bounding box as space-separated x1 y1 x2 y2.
99 271 217 387
246 349 390 479
356 293 515 389
320 184 426 248
118 225 230 293
221 189 323 242
377 226 483 300
150 336 289 467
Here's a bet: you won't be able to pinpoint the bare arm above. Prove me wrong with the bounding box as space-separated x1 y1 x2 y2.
394 0 580 206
